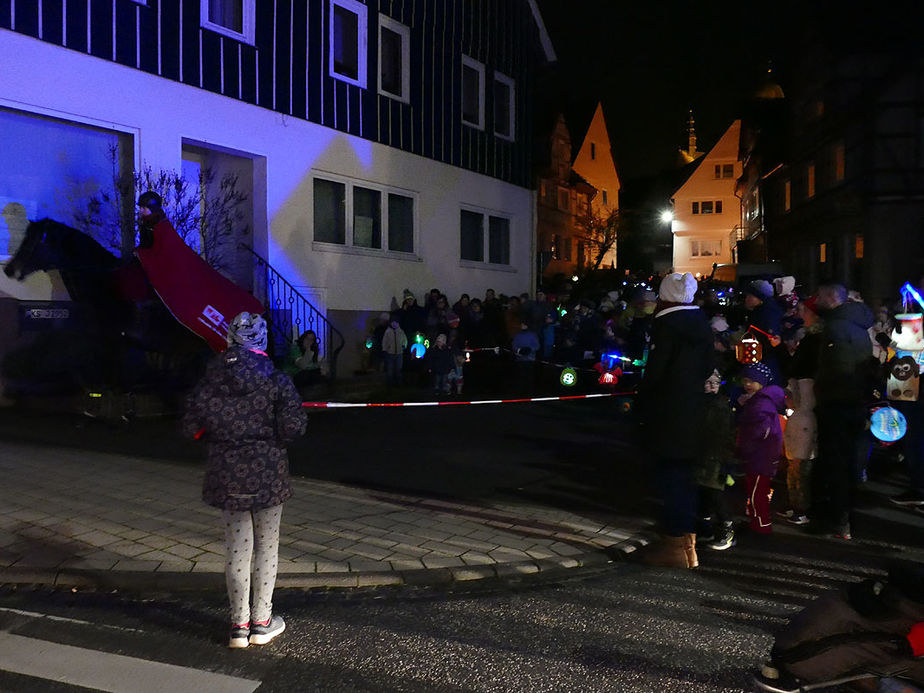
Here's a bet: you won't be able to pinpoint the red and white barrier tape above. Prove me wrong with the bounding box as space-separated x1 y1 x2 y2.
302 391 635 409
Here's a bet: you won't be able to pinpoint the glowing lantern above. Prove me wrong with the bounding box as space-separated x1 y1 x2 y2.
736 334 762 364
410 333 427 359
464 350 472 363
560 367 577 387
364 336 374 350
870 406 907 443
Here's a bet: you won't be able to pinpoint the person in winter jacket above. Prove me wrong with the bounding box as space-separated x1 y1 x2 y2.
381 314 408 386
736 361 786 534
182 312 307 649
425 333 455 394
637 272 715 569
811 284 874 539
695 370 737 551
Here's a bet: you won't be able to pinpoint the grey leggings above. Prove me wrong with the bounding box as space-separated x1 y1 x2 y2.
222 505 282 625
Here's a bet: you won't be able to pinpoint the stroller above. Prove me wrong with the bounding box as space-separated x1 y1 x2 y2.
755 561 924 692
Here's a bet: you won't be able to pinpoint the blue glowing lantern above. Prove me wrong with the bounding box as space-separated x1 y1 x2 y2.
410 333 427 359
870 406 907 443
364 336 374 350
560 367 577 387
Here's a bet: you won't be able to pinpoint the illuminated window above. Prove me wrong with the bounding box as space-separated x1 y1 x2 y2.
834 142 845 182
460 209 512 265
493 72 515 140
784 180 791 211
691 239 722 257
819 242 826 263
314 175 415 253
855 234 864 259
378 15 409 102
461 56 485 129
201 0 255 43
330 0 367 87
807 163 816 198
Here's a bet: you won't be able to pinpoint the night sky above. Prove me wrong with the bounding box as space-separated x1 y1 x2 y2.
534 0 797 181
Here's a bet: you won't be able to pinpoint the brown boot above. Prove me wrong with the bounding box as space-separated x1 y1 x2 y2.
682 533 698 568
638 535 688 568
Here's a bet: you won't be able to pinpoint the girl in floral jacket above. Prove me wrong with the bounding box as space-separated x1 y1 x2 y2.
183 312 307 649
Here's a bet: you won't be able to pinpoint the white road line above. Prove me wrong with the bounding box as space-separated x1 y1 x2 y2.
0 607 146 633
0 633 261 693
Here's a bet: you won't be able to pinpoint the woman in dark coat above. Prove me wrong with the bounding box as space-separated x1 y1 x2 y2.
637 272 715 568
183 312 307 649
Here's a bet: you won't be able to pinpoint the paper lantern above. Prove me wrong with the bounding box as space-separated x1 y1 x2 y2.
736 334 762 364
560 367 577 387
870 406 907 443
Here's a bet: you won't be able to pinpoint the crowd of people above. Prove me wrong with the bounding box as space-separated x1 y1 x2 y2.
636 271 924 570
362 283 663 395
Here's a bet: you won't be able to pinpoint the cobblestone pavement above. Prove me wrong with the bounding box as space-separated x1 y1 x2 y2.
0 440 653 591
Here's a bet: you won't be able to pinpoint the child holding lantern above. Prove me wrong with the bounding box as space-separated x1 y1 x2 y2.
736 361 786 533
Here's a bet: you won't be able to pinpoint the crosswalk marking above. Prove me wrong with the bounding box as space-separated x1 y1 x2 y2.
0 632 261 693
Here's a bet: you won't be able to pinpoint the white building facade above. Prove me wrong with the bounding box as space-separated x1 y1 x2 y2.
0 1 554 373
670 119 742 276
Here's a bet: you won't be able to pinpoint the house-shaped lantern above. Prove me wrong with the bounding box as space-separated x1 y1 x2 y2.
735 333 762 364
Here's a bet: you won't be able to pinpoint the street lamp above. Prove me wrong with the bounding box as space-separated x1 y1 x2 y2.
660 210 673 223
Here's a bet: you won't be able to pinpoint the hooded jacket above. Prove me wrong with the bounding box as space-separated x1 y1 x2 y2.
638 305 714 459
815 301 874 404
736 384 785 476
182 346 307 511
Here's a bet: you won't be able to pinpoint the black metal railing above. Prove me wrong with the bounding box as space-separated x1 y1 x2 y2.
241 245 344 380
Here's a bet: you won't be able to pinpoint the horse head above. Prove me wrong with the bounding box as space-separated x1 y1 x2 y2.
4 218 120 282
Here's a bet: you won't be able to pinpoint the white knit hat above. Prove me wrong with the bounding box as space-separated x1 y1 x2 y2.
658 272 698 304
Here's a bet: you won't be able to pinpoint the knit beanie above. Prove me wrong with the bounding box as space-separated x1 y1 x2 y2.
226 311 268 351
740 362 773 386
658 272 697 304
745 279 774 300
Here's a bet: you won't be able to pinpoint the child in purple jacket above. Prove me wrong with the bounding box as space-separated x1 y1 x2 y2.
736 362 786 534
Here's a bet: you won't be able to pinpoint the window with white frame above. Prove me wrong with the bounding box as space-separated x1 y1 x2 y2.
713 163 734 178
691 200 723 214
330 0 367 87
378 15 409 102
460 209 512 265
200 0 255 43
691 239 722 257
461 56 485 129
493 71 515 140
313 175 416 253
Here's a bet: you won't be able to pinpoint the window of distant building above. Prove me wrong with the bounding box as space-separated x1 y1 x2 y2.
201 0 255 43
378 15 410 102
834 141 845 182
819 242 826 263
460 208 512 266
701 201 714 214
855 234 864 259
714 163 735 179
691 239 722 257
558 187 570 211
493 71 515 141
552 234 561 260
590 143 596 160
461 56 485 129
784 180 791 212
807 163 816 198
692 201 699 215
313 175 416 254
330 0 367 88
562 236 572 261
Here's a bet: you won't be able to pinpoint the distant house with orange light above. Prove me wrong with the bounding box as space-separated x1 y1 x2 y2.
670 120 742 276
571 102 621 268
